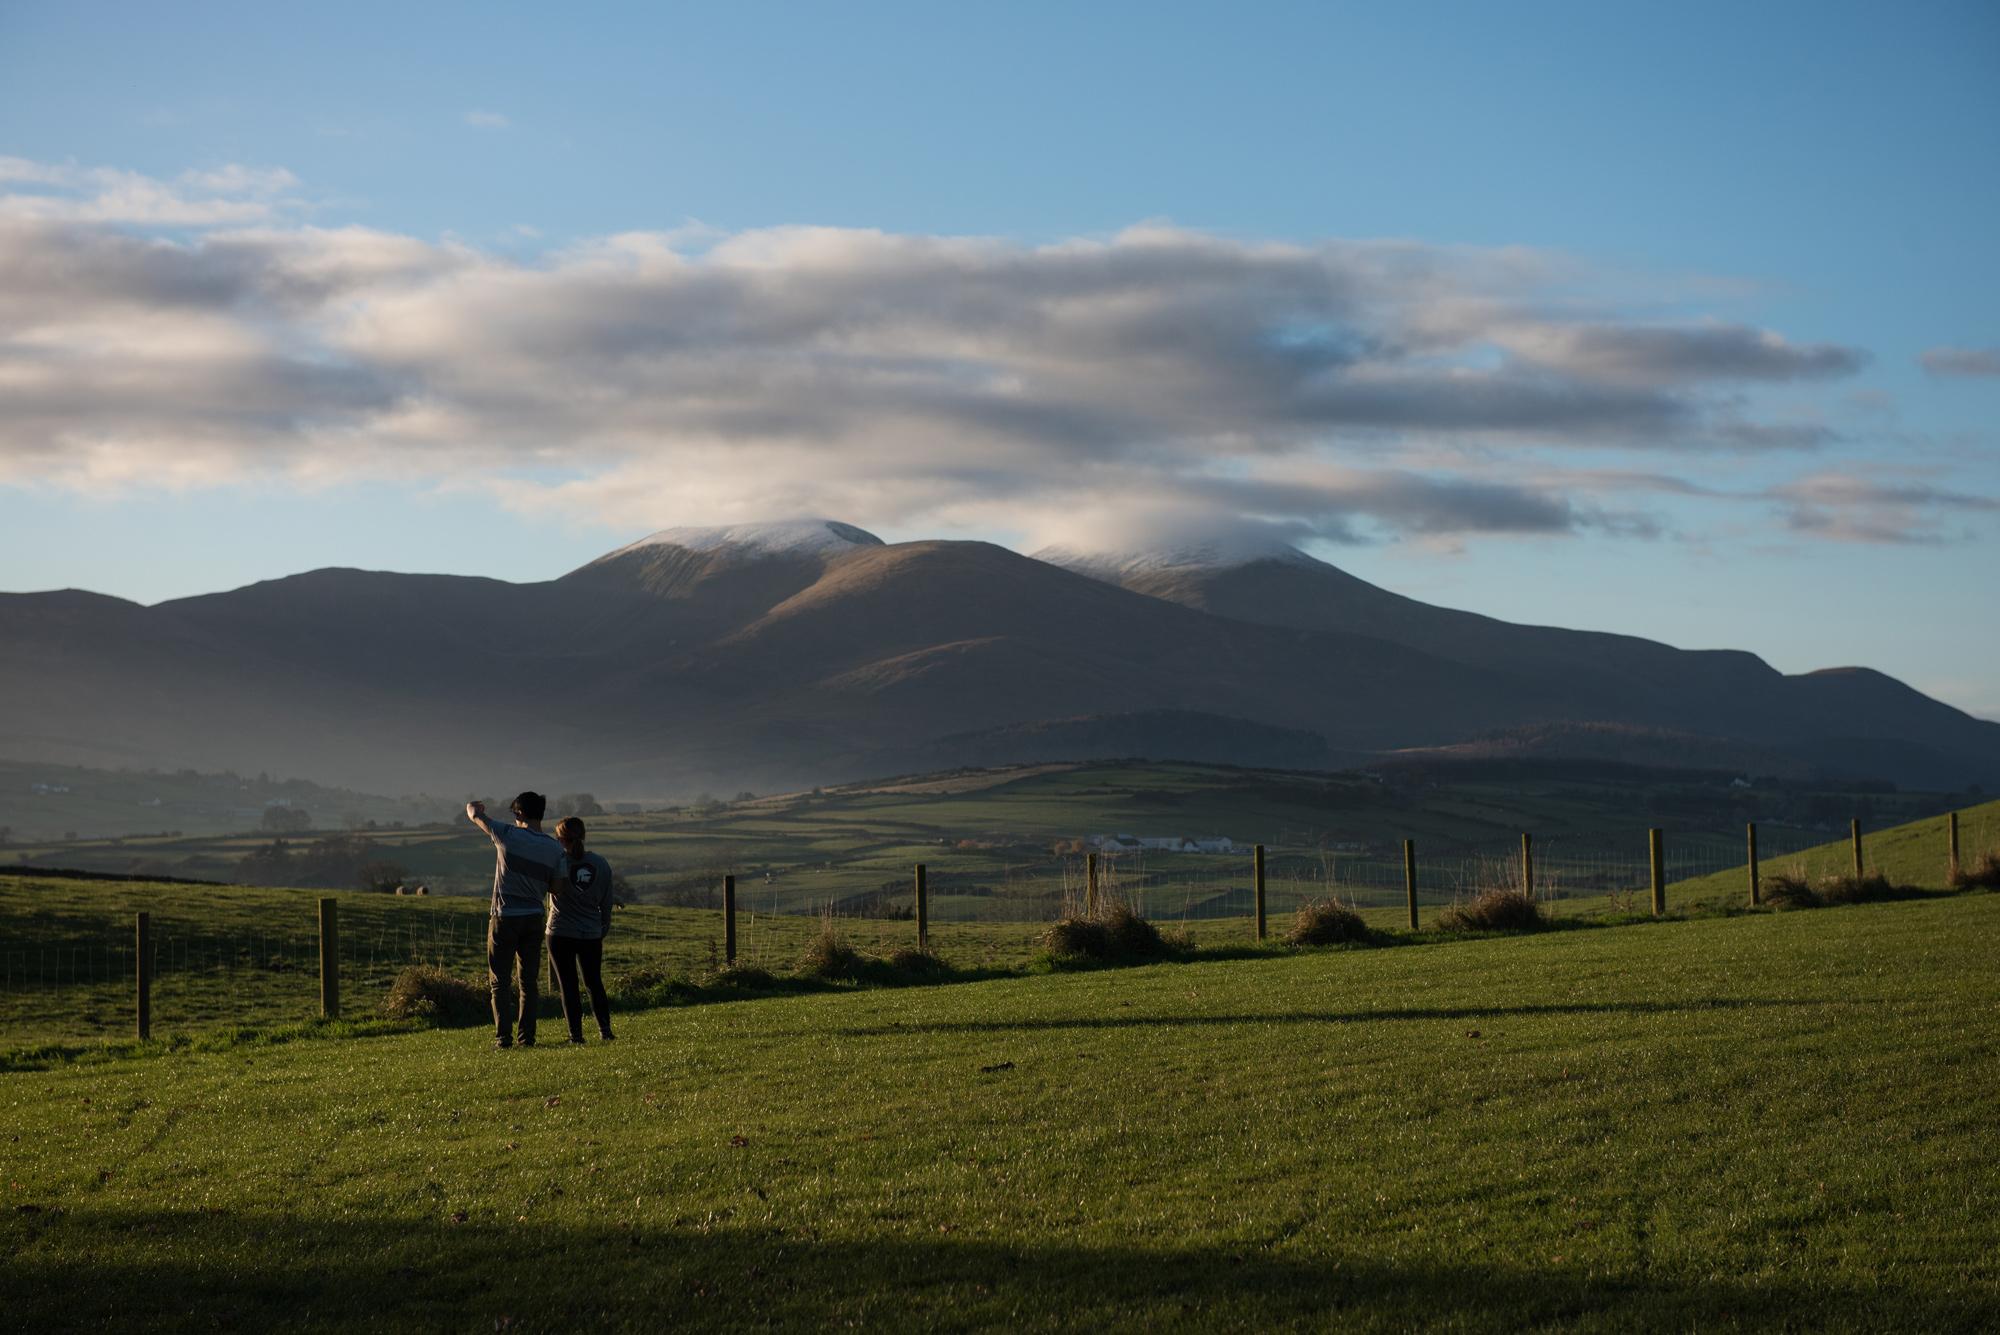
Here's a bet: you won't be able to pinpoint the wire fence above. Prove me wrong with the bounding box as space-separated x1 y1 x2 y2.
3 808 1992 1046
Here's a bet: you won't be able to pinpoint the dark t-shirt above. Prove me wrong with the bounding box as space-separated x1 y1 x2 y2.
548 851 614 939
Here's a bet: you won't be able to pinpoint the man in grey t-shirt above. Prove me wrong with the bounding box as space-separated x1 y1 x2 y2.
467 791 561 1047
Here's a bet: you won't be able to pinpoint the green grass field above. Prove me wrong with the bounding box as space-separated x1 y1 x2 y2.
5 796 1995 1053
8 760 1976 922
1673 799 2000 904
3 892 1996 1330
0 875 1075 1048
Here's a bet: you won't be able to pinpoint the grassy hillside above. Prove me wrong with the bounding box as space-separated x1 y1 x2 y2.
4 896 1996 1330
0 758 443 842
6 759 1968 922
0 875 1071 1047
7 791 1994 1050
1670 798 2000 905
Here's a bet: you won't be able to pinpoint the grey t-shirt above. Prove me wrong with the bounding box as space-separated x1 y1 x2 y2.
488 823 561 918
548 851 614 940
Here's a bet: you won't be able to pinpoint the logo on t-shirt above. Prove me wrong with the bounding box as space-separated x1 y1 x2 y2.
572 863 597 890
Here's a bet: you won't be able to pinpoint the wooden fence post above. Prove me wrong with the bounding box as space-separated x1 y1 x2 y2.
1520 832 1534 898
915 863 929 952
1253 843 1267 941
1947 811 1960 883
1403 839 1418 931
1648 828 1665 917
723 874 737 965
1851 818 1864 879
135 911 151 1042
317 897 339 1020
1085 852 1099 916
1747 822 1760 907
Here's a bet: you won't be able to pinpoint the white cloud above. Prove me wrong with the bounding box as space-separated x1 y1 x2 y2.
463 110 511 130
0 156 1929 550
0 156 301 226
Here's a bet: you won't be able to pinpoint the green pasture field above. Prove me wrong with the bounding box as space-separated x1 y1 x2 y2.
2 893 1996 1330
0 876 1074 1048
1673 799 2000 903
5 796 1994 1052
0 758 445 843
8 760 1968 918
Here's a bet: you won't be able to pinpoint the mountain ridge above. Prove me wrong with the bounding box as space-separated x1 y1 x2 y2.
2 521 1993 796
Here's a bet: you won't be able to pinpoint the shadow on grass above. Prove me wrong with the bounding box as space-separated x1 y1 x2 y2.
5 1207 1989 1332
835 996 1812 1037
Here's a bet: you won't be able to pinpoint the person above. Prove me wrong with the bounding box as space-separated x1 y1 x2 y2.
466 792 561 1048
548 815 616 1043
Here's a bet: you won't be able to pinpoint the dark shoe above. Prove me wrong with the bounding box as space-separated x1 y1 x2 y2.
598 1031 615 1042
566 1035 586 1045
494 1038 513 1050
517 1037 535 1048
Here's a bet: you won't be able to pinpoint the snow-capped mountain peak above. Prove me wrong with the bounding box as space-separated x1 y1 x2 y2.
604 519 885 562
1033 536 1320 579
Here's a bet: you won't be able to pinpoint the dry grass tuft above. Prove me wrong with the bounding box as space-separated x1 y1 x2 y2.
1761 870 1821 910
1817 872 1899 905
381 964 488 1026
1286 897 1369 946
1437 888 1545 933
1949 849 2000 891
1042 901 1169 963
797 920 870 981
885 946 952 981
1764 868 1916 910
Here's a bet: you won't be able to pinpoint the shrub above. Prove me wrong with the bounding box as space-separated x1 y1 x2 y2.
1286 897 1369 947
1950 849 2000 891
797 922 870 981
381 964 488 1027
1437 888 1545 933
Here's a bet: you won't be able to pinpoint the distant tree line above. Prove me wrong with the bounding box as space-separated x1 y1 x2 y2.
237 835 404 894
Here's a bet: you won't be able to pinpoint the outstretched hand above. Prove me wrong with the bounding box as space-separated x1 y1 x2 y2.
465 800 486 822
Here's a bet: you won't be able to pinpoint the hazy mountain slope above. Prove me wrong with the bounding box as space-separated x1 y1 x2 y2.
2 522 1995 797
1041 546 2000 787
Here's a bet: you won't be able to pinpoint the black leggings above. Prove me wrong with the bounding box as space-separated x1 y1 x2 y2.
547 935 612 1041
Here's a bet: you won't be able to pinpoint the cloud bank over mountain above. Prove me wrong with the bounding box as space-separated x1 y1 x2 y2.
0 156 1989 549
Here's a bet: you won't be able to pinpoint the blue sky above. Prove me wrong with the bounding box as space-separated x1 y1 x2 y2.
2 0 1996 715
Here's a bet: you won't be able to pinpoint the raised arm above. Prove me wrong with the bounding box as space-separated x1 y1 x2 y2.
465 800 499 840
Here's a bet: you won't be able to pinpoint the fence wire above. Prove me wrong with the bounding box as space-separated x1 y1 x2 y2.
4 808 1991 1046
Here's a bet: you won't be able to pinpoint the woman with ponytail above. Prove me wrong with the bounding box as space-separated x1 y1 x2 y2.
548 815 616 1043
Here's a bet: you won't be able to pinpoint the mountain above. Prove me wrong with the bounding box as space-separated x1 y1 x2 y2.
1035 542 2000 788
1 522 1994 799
